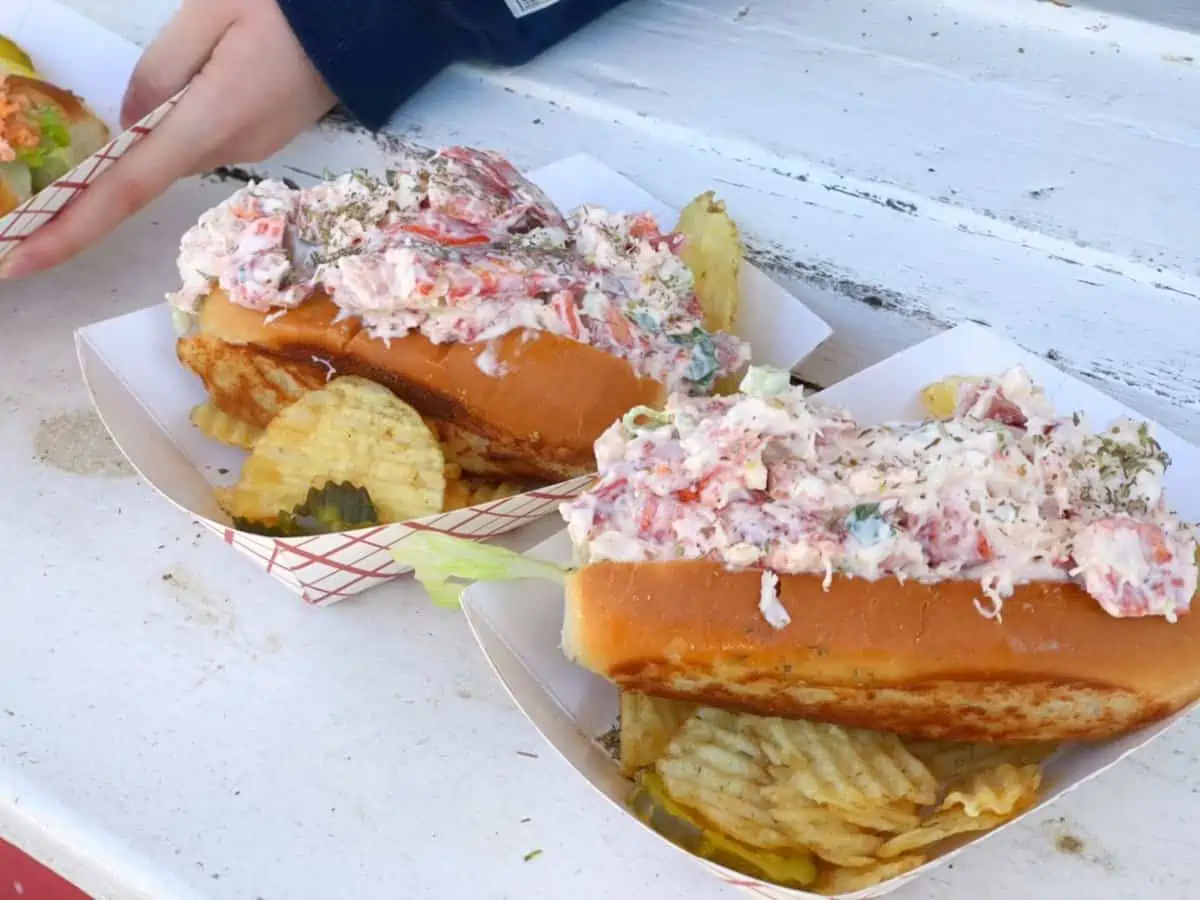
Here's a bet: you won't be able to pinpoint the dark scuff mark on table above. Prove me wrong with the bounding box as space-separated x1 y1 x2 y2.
1045 816 1118 871
1152 281 1200 299
204 166 299 192
751 233 1197 411
748 241 1197 411
1083 358 1199 405
744 243 949 328
1022 345 1197 408
581 71 671 98
318 106 429 158
823 183 918 215
284 165 323 182
1055 833 1085 855
766 166 808 184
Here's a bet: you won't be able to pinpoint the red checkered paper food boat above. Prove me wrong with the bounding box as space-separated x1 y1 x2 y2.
205 476 592 605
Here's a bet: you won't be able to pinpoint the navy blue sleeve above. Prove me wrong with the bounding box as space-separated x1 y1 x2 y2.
437 0 631 67
277 0 455 132
276 0 631 132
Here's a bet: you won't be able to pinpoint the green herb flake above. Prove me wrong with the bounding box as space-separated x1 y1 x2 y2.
850 503 881 522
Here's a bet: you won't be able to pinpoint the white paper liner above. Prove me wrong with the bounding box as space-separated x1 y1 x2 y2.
460 322 1200 899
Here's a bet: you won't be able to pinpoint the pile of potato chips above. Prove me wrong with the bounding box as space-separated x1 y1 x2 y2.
620 693 1055 895
610 373 1079 892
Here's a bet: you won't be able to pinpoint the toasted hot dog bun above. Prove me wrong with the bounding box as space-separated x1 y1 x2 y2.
0 75 110 215
182 289 667 482
562 561 1200 742
6 75 110 159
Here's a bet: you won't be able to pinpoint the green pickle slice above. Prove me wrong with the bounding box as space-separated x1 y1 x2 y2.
232 481 380 536
630 771 817 888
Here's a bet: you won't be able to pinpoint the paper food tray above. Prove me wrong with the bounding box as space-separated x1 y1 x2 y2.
76 154 832 604
459 322 1200 900
0 0 178 260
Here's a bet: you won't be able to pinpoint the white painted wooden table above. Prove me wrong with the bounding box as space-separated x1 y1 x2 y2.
3 1 1199 898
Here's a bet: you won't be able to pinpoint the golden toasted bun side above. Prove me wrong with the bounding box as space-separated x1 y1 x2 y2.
188 289 667 482
563 561 1200 743
7 75 93 123
177 332 329 429
178 332 555 479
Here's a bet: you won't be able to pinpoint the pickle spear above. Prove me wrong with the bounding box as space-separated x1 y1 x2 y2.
0 35 36 73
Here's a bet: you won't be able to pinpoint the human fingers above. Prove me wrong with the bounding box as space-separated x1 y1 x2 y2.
120 0 236 128
198 0 336 160
0 0 335 279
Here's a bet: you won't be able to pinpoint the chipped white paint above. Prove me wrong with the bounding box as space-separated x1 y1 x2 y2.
62 0 1200 441
0 1 1195 899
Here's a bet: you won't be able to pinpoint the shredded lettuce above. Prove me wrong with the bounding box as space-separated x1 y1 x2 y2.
739 365 792 399
170 306 198 337
391 533 570 608
15 105 71 170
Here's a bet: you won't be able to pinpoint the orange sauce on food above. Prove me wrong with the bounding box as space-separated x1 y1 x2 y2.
0 80 38 162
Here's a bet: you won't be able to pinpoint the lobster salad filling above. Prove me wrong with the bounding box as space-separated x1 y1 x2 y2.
561 365 1198 624
167 146 749 394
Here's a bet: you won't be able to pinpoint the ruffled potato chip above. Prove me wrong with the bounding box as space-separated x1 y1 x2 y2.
190 401 263 451
218 376 445 528
941 763 1042 818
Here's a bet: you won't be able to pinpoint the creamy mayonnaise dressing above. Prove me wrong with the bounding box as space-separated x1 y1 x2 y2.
561 365 1198 626
167 146 749 394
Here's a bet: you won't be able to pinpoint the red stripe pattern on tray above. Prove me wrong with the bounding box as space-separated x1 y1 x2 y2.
204 477 591 604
